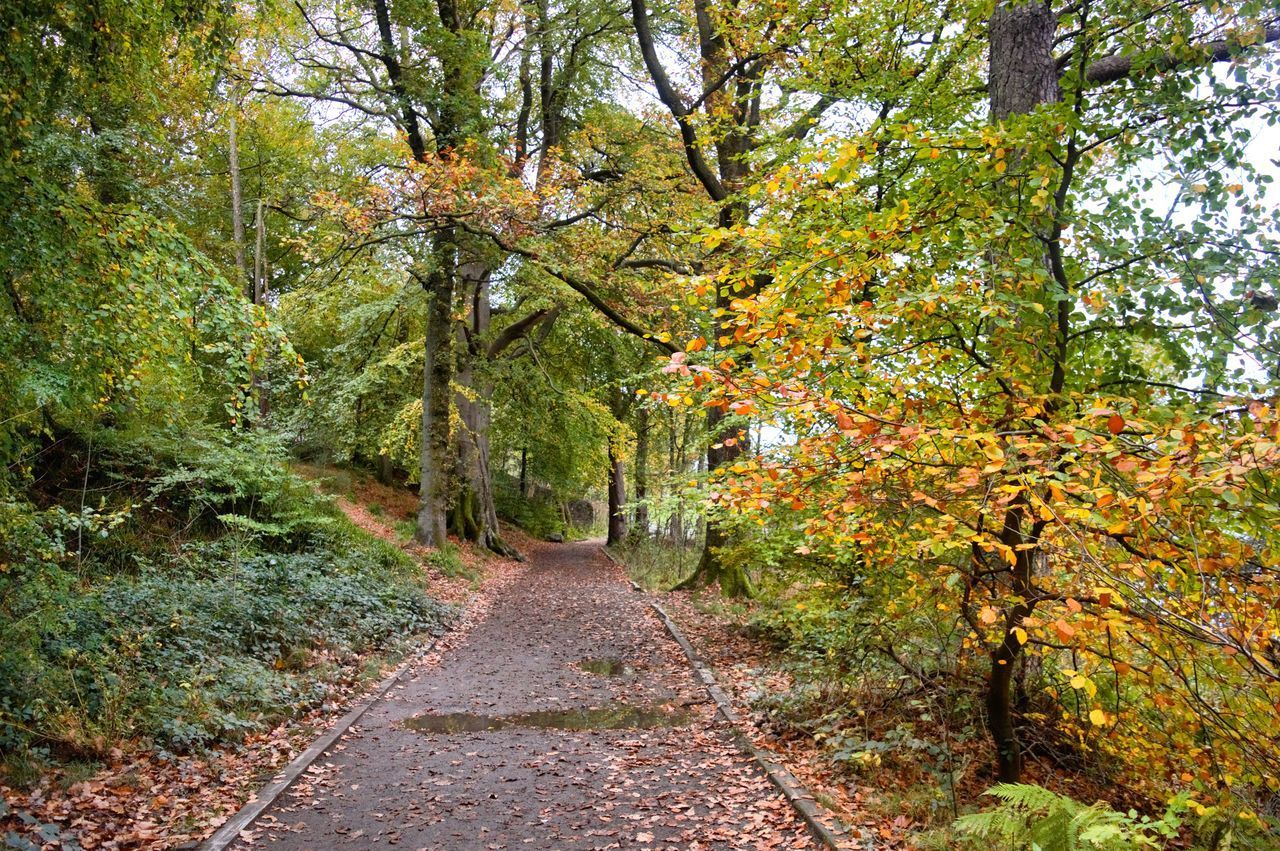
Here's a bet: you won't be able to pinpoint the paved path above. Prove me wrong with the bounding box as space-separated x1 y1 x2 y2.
230 541 816 850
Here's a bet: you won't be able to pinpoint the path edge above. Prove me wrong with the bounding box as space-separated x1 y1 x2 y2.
198 633 443 851
600 547 860 851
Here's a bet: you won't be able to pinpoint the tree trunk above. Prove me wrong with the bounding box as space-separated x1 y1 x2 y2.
989 1 1059 122
667 408 685 545
631 407 649 539
674 505 753 596
375 451 396 485
415 235 455 546
228 109 248 296
519 445 529 498
631 0 759 595
606 441 627 546
252 198 270 420
452 260 519 557
980 0 1061 785
988 635 1023 782
675 402 753 596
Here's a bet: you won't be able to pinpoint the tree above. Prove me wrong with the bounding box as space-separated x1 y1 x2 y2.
671 0 1280 789
267 0 682 553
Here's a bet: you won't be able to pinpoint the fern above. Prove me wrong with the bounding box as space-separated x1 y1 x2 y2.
954 784 1181 850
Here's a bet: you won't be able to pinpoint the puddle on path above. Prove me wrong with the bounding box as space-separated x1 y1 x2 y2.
577 657 635 677
404 702 690 734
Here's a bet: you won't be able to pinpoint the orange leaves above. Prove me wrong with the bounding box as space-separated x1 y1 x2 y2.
1107 413 1125 435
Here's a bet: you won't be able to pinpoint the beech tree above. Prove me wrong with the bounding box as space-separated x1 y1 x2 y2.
665 0 1280 788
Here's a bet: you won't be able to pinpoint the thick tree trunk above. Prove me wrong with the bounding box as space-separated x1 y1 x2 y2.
667 408 687 545
989 1 1059 122
981 0 1061 785
606 442 627 547
677 403 754 596
605 389 631 548
415 235 455 547
452 260 519 557
631 0 758 595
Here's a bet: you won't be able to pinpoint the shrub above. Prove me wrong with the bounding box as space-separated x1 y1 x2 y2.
0 523 453 759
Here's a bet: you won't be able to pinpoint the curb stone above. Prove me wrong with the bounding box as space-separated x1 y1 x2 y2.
601 547 863 850
198 633 444 851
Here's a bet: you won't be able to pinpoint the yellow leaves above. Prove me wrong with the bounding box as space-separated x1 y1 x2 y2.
1065 670 1099 698
702 228 729 249
1089 708 1108 726
1012 627 1028 645
980 440 1005 473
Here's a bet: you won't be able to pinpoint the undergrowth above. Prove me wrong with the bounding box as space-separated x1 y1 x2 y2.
0 428 454 785
608 536 1280 849
610 535 702 591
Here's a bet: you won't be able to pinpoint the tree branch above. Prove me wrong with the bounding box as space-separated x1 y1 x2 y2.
629 0 728 202
488 307 554 357
1081 22 1280 85
454 220 679 353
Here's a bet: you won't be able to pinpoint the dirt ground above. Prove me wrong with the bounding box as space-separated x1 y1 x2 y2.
228 540 818 850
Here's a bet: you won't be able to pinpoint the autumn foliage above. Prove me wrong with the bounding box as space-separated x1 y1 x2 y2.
657 75 1280 820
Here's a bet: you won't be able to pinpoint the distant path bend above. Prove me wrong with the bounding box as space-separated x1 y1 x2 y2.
228 539 817 850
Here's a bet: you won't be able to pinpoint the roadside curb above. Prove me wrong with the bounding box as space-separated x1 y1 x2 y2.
601 547 859 850
198 634 443 850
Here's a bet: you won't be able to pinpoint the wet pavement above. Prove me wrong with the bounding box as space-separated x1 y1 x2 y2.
228 540 817 850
